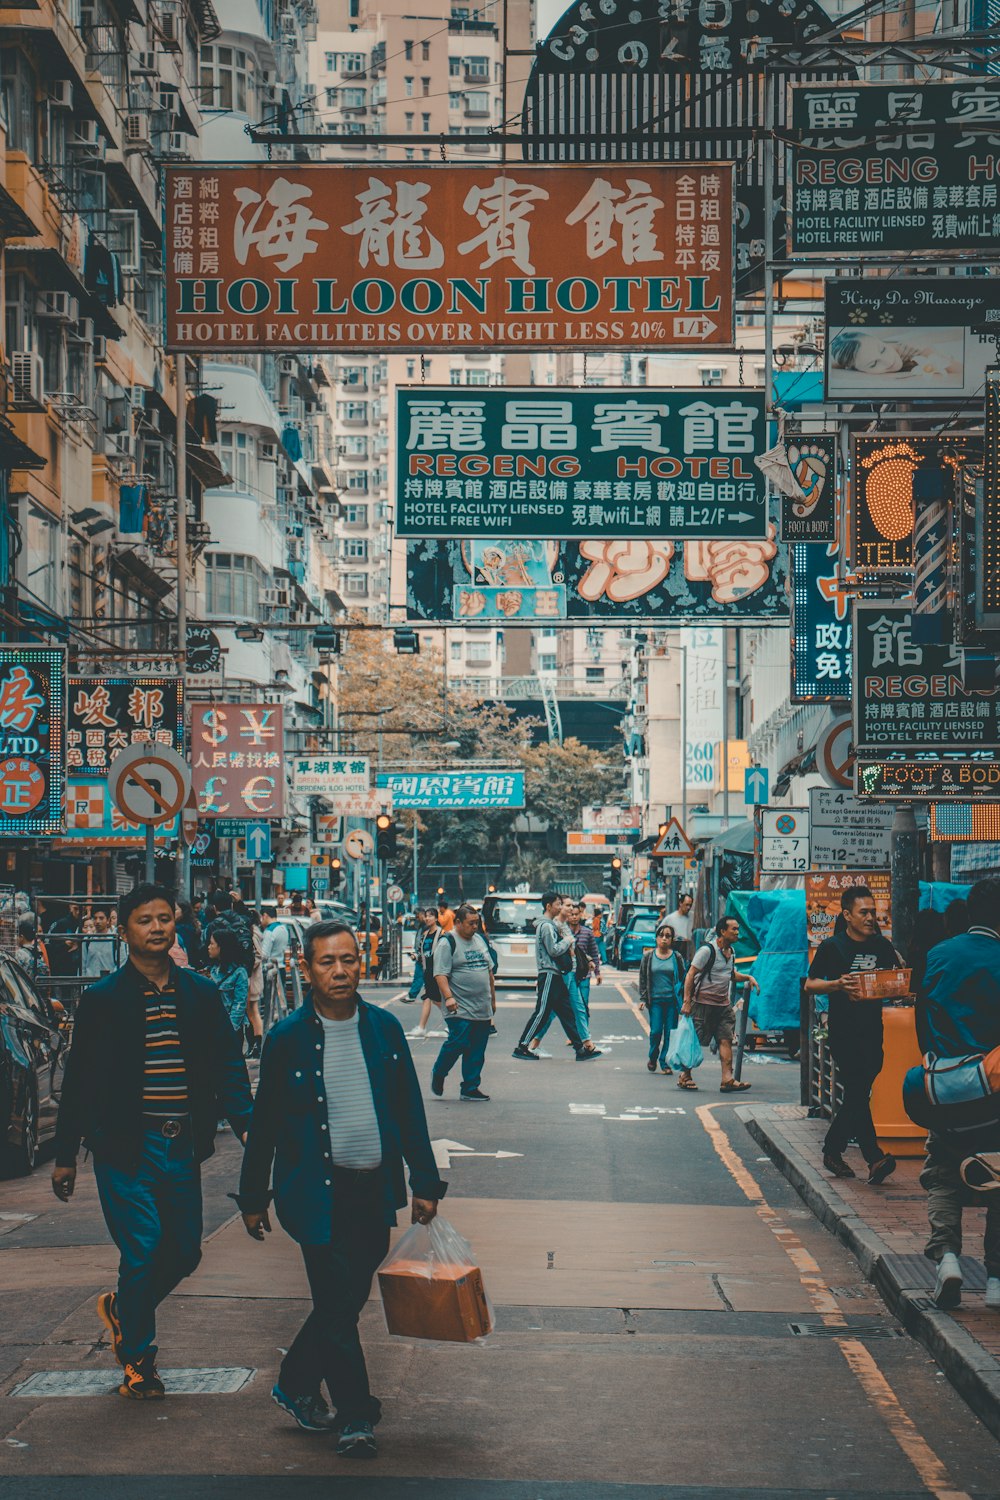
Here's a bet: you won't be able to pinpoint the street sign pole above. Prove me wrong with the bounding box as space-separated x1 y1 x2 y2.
145 822 155 884
890 804 919 962
254 858 263 913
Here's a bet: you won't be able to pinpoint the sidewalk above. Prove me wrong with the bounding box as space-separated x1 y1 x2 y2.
742 1103 1000 1442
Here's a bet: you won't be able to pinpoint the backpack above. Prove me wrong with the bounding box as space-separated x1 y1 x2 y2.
691 942 720 998
217 915 256 975
574 939 591 982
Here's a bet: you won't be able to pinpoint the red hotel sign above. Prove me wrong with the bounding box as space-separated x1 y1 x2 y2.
165 164 734 352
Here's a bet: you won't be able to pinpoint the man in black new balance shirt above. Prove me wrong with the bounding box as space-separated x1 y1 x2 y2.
805 885 902 1187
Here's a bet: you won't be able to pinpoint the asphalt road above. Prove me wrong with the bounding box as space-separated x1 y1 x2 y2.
0 971 998 1498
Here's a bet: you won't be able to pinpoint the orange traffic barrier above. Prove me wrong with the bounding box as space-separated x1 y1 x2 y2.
872 1003 927 1158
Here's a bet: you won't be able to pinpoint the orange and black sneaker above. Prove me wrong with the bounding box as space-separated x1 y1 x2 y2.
119 1359 165 1400
96 1292 123 1365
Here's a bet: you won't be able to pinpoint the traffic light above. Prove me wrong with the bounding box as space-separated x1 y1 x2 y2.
605 856 622 893
313 624 342 653
375 812 397 860
330 856 342 892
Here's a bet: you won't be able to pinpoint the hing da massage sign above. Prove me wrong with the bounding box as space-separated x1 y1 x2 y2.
165 165 734 352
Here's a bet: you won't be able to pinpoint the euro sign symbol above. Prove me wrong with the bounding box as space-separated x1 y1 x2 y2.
201 708 228 746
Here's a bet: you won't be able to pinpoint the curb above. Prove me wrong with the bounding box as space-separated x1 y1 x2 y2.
740 1104 1000 1444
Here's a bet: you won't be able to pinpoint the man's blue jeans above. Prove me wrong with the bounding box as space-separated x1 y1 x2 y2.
94 1129 203 1366
648 999 679 1069
534 974 591 1044
432 1016 491 1094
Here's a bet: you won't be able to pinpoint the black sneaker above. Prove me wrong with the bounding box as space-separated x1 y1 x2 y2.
488 1024 498 1035
335 1420 378 1459
119 1358 165 1400
512 1046 540 1060
272 1382 338 1432
576 1048 603 1061
823 1152 856 1179
461 1089 491 1101
867 1154 897 1186
430 1074 445 1097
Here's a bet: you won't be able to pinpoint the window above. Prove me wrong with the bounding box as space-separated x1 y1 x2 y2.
421 112 430 131
449 368 463 385
404 148 414 159
467 641 491 662
422 40 430 59
344 435 368 457
538 655 558 673
325 87 337 106
585 666 605 682
468 677 489 694
466 55 489 77
344 503 368 525
700 367 724 387
406 359 416 377
349 0 359 15
422 76 430 95
540 626 556 638
448 91 462 108
344 574 369 597
344 537 368 560
405 112 414 132
449 56 461 77
451 641 462 661
336 400 368 421
465 91 490 114
325 51 336 69
404 40 413 59
343 87 366 108
343 52 365 73
404 76 413 96
204 554 265 616
200 45 256 115
466 370 490 384
218 430 255 493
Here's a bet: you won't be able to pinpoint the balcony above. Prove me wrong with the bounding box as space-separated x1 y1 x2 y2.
463 95 490 116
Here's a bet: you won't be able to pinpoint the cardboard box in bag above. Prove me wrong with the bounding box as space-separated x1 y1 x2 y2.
378 1258 492 1343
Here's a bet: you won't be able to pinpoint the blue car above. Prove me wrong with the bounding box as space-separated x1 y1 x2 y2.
618 912 660 970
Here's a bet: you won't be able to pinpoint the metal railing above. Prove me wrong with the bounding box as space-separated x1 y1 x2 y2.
800 983 843 1119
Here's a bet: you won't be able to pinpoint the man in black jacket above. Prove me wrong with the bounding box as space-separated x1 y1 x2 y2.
52 883 252 1400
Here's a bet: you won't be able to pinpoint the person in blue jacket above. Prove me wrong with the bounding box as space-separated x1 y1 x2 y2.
919 878 1000 1312
236 919 447 1461
206 922 250 1034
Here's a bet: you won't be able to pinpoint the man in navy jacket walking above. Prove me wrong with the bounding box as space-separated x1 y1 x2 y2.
237 920 446 1460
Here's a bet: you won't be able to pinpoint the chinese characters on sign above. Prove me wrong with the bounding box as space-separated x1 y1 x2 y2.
790 82 1000 255
375 771 525 809
291 755 370 796
68 678 184 772
0 648 65 836
191 703 285 818
791 544 852 703
684 627 723 791
806 871 892 954
165 165 734 351
853 603 1000 753
405 534 789 624
397 388 767 541
778 435 837 543
57 779 180 849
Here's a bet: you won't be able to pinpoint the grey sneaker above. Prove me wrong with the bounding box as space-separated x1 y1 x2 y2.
932 1252 963 1310
335 1419 378 1459
272 1382 338 1432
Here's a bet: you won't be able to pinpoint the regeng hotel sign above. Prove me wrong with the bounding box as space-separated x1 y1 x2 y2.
164 164 734 352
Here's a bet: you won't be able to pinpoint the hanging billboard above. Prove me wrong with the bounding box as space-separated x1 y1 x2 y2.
191 703 285 818
791 543 852 703
68 678 184 773
825 279 998 402
165 164 734 352
850 434 978 573
404 535 789 624
778 434 837 543
789 81 1000 256
396 387 766 540
0 647 65 836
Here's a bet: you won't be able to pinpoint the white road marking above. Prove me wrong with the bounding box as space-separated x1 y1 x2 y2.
431 1137 523 1168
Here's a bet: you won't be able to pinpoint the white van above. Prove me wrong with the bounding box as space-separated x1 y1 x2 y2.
480 891 545 982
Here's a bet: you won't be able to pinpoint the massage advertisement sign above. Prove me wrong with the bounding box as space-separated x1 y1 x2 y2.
165 164 734 351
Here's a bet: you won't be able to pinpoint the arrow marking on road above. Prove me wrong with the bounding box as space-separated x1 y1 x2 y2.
431 1138 524 1169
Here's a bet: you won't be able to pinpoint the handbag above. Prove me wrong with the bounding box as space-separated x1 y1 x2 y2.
903 1047 1000 1132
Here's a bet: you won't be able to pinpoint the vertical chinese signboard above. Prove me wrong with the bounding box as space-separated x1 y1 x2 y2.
396 387 766 540
0 647 65 836
683 627 723 792
165 164 734 352
791 544 852 703
778 435 837 543
68 678 184 772
191 703 285 818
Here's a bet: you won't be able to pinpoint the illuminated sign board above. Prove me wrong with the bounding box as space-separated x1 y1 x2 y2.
981 370 1000 631
779 435 837 543
851 434 978 572
858 755 1000 800
0 647 65 836
929 803 1000 841
68 677 184 772
791 543 852 703
396 387 767 541
191 703 285 818
165 164 735 352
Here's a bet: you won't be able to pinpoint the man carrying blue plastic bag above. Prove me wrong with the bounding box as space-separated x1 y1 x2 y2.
675 917 758 1093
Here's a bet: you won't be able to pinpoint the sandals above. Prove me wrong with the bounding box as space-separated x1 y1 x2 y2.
720 1080 751 1092
677 1076 698 1090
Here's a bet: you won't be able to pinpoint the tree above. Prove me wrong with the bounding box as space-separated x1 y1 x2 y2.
522 737 624 839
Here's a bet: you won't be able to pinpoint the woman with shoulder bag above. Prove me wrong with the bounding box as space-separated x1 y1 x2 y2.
639 923 686 1075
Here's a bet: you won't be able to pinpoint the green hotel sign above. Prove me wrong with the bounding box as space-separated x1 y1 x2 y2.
395 387 767 541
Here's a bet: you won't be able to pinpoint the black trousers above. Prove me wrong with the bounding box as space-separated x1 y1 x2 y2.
517 971 583 1053
824 1049 884 1166
280 1169 390 1425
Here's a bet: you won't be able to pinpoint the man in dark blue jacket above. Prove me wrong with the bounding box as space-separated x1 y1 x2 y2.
920 878 1000 1311
237 919 446 1460
52 883 252 1400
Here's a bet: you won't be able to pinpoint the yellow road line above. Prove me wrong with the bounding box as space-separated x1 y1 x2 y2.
614 980 649 1036
696 1102 970 1500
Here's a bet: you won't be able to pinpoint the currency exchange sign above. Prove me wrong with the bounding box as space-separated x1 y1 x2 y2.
789 81 1000 256
0 647 65 836
191 703 285 818
396 387 766 541
854 602 1000 754
375 771 525 809
164 164 734 352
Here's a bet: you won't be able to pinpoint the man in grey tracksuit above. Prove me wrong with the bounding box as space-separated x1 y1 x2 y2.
512 892 602 1063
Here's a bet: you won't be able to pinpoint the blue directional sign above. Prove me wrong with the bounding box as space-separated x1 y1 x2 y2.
245 821 272 862
744 766 769 806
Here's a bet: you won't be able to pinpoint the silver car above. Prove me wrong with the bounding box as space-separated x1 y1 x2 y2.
480 892 545 982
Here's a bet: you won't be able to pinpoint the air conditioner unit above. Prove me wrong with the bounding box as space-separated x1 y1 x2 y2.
72 316 95 344
93 335 108 362
69 119 101 149
40 291 79 322
135 51 158 74
48 81 74 109
166 132 191 158
128 384 146 410
259 441 276 461
263 586 291 609
125 113 150 147
158 5 181 49
11 352 44 407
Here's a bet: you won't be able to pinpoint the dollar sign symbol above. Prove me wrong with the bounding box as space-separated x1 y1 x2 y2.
202 708 227 746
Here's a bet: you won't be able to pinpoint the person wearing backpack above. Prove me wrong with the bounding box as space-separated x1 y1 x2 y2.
679 916 758 1093
429 903 496 1102
804 885 901 1186
639 922 686 1075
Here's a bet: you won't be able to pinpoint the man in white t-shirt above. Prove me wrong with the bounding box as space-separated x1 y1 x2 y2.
659 893 693 957
678 916 758 1093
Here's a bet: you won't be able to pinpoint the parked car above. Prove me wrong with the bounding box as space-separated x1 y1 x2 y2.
480 892 545 982
617 912 661 969
0 955 67 1177
610 903 661 966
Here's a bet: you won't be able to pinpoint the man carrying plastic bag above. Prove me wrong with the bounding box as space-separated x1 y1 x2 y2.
236 919 447 1461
